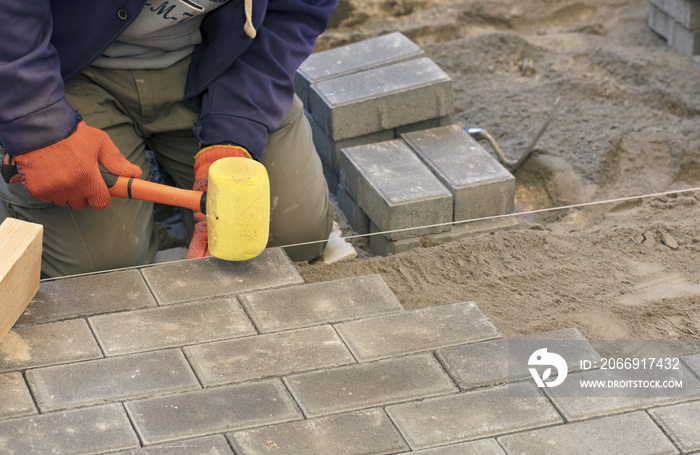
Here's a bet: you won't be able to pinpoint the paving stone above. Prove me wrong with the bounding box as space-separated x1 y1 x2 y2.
385 383 562 450
0 403 139 454
184 325 355 386
296 31 425 107
0 319 102 373
651 0 700 30
285 353 457 417
335 301 500 361
396 439 506 455
649 4 700 55
402 125 515 222
498 411 678 455
336 183 371 235
115 435 234 454
310 58 453 141
125 379 301 445
340 140 453 240
141 248 303 305
228 408 409 454
89 297 256 356
0 372 36 421
649 400 700 453
239 274 403 333
683 351 700 377
26 349 200 412
17 269 156 325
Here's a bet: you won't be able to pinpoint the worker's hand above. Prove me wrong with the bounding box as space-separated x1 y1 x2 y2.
187 144 252 259
12 121 142 210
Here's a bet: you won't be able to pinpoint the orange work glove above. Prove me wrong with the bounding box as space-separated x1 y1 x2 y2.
187 144 252 259
13 121 142 210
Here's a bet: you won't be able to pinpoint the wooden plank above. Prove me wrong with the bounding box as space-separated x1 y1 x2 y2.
0 218 43 344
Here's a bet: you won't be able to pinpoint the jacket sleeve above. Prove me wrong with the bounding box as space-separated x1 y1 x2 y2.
190 0 338 160
0 0 80 156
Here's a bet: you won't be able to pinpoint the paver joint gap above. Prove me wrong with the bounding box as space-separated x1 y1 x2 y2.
432 349 470 392
330 323 360 364
645 407 686 455
138 268 163 306
180 347 206 390
121 401 146 449
235 294 263 335
85 317 108 359
20 370 41 417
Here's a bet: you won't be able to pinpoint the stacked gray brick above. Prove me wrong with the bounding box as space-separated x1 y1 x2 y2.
648 0 700 55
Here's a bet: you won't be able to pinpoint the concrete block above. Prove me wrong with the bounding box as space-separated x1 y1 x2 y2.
402 125 515 222
498 412 677 455
141 248 303 305
649 400 700 453
396 439 506 455
184 325 355 386
117 435 234 455
239 274 403 333
0 319 102 373
125 379 301 445
340 140 453 240
649 4 700 55
284 354 457 417
0 372 36 421
89 297 256 356
296 31 425 107
651 0 700 30
26 350 200 412
0 403 139 454
310 58 453 140
385 383 562 450
228 408 409 454
336 183 370 234
335 301 500 361
17 269 156 326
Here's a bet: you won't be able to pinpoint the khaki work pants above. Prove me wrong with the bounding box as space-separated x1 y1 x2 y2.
0 57 333 277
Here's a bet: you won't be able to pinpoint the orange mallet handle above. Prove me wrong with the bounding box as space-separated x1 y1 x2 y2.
101 172 206 214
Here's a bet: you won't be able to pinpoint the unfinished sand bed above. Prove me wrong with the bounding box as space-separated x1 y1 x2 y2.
297 0 700 341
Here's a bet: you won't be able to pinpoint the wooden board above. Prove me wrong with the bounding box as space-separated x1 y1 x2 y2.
0 218 43 344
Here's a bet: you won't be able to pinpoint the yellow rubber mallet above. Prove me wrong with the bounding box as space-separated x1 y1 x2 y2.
102 157 270 261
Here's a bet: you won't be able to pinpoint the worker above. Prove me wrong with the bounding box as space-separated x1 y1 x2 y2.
0 0 338 277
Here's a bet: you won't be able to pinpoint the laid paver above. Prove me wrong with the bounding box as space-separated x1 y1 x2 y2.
284 353 457 417
17 269 156 325
184 325 355 386
0 319 102 373
649 400 700 453
26 349 200 412
0 372 36 421
402 125 515 222
140 248 304 305
228 408 409 454
0 403 139 454
310 58 453 140
239 274 403 333
497 411 678 455
114 435 233 454
89 297 256 356
396 439 506 455
385 383 562 450
335 301 500 361
125 378 301 445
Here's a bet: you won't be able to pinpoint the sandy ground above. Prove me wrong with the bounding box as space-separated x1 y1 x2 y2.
296 0 700 341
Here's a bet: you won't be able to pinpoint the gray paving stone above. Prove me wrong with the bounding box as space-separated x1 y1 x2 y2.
239 274 403 333
89 297 256 356
285 354 457 417
296 31 425 107
498 411 678 455
396 439 506 455
402 125 515 222
336 183 370 235
0 403 139 454
310 58 453 140
141 248 304 305
26 349 200 412
125 379 301 445
335 301 500 361
184 325 355 386
0 372 36 421
17 269 156 326
114 435 233 454
649 400 700 453
340 140 453 240
649 4 700 55
228 408 409 454
0 319 102 373
651 0 700 30
385 383 562 450
684 351 700 376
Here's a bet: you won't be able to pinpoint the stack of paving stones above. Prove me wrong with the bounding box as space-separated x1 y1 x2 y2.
297 32 518 256
648 0 700 56
2 250 700 454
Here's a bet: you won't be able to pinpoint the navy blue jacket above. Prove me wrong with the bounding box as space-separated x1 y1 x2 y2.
0 0 337 160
